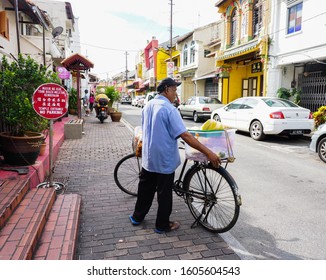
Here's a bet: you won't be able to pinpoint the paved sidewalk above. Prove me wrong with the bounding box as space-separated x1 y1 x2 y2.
53 114 240 260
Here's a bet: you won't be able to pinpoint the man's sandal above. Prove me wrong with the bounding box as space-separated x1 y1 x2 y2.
154 221 180 234
129 215 142 226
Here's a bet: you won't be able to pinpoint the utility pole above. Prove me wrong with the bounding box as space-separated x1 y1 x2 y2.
14 0 21 54
169 0 173 62
125 51 129 94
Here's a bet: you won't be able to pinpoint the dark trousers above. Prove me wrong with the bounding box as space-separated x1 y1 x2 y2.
133 168 175 230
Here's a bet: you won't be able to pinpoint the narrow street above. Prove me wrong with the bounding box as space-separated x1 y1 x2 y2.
120 104 326 260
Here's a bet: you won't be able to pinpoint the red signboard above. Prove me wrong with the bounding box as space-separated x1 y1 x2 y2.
32 83 68 119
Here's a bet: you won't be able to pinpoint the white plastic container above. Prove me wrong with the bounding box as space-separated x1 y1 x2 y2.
185 129 236 162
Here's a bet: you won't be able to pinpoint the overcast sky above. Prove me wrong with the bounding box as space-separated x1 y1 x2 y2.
57 0 221 79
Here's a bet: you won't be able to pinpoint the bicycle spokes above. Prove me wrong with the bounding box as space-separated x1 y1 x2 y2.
184 165 240 233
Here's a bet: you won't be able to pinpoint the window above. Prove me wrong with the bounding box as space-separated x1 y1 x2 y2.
227 99 244 110
252 0 263 37
240 99 259 109
149 57 154 69
230 8 238 46
183 43 188 66
0 11 9 39
190 41 195 63
287 2 303 34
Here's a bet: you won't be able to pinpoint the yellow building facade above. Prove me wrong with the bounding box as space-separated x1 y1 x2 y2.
216 0 270 104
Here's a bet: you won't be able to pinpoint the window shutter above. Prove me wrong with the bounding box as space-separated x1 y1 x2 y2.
0 11 9 39
287 0 298 6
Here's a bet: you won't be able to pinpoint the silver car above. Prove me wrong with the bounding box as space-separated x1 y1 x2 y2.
309 123 326 163
178 96 223 122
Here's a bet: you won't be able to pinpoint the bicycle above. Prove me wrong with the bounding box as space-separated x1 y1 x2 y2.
114 132 241 233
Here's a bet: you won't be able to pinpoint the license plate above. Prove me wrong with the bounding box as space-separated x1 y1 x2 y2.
291 130 303 135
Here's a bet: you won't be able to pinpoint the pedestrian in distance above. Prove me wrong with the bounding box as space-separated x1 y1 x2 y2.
89 93 95 113
83 89 90 116
129 77 221 234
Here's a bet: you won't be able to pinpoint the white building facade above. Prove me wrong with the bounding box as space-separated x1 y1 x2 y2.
268 0 326 111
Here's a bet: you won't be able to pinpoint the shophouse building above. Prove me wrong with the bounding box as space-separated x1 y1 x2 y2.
0 0 81 91
176 21 223 102
269 0 326 111
215 0 269 104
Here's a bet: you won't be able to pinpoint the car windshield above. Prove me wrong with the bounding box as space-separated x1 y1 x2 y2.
263 98 298 108
199 97 221 104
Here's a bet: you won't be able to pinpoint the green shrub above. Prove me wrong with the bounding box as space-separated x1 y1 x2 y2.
68 87 78 110
0 55 60 136
277 87 301 104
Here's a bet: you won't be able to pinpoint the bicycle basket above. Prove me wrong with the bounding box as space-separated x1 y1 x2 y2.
185 129 236 162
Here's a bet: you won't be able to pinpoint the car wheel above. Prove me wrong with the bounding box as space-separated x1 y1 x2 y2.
317 137 326 163
213 114 221 122
250 120 265 141
193 112 200 123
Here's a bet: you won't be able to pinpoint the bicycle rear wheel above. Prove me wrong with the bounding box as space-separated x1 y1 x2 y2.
183 164 240 233
114 153 141 196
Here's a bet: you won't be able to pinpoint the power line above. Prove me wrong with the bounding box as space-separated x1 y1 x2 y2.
78 41 139 53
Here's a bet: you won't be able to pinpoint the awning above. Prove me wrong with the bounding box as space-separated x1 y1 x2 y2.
192 71 217 81
216 40 260 62
143 80 150 86
61 53 94 71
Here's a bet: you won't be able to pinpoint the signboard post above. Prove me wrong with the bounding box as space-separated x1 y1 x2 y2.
33 83 68 190
167 61 174 78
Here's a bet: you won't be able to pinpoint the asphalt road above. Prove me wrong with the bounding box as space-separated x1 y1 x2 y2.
119 104 326 260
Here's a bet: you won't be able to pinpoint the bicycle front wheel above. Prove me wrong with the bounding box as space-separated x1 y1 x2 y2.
114 153 141 196
183 165 240 233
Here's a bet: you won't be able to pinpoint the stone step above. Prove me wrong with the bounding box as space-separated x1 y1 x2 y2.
33 193 81 260
0 187 56 260
0 178 30 230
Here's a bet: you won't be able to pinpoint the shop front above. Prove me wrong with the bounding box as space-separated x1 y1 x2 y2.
216 39 267 104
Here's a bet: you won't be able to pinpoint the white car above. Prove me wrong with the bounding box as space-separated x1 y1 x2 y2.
137 96 145 108
178 96 224 122
131 95 144 106
309 123 326 163
143 92 158 107
211 97 314 141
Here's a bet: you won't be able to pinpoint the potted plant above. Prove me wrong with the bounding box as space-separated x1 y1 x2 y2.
38 127 50 156
0 54 60 165
68 87 78 115
110 107 122 122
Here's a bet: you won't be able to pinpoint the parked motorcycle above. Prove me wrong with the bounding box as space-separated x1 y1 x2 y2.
96 98 109 123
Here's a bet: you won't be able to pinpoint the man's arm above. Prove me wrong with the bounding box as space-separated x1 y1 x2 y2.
180 131 221 168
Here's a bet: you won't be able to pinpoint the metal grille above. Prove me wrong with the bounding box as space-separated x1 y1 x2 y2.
205 79 218 97
299 72 326 112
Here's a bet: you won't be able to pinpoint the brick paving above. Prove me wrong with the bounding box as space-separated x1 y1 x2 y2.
53 114 240 260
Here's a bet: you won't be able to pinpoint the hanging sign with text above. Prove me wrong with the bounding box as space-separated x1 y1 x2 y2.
167 61 174 78
32 83 68 119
